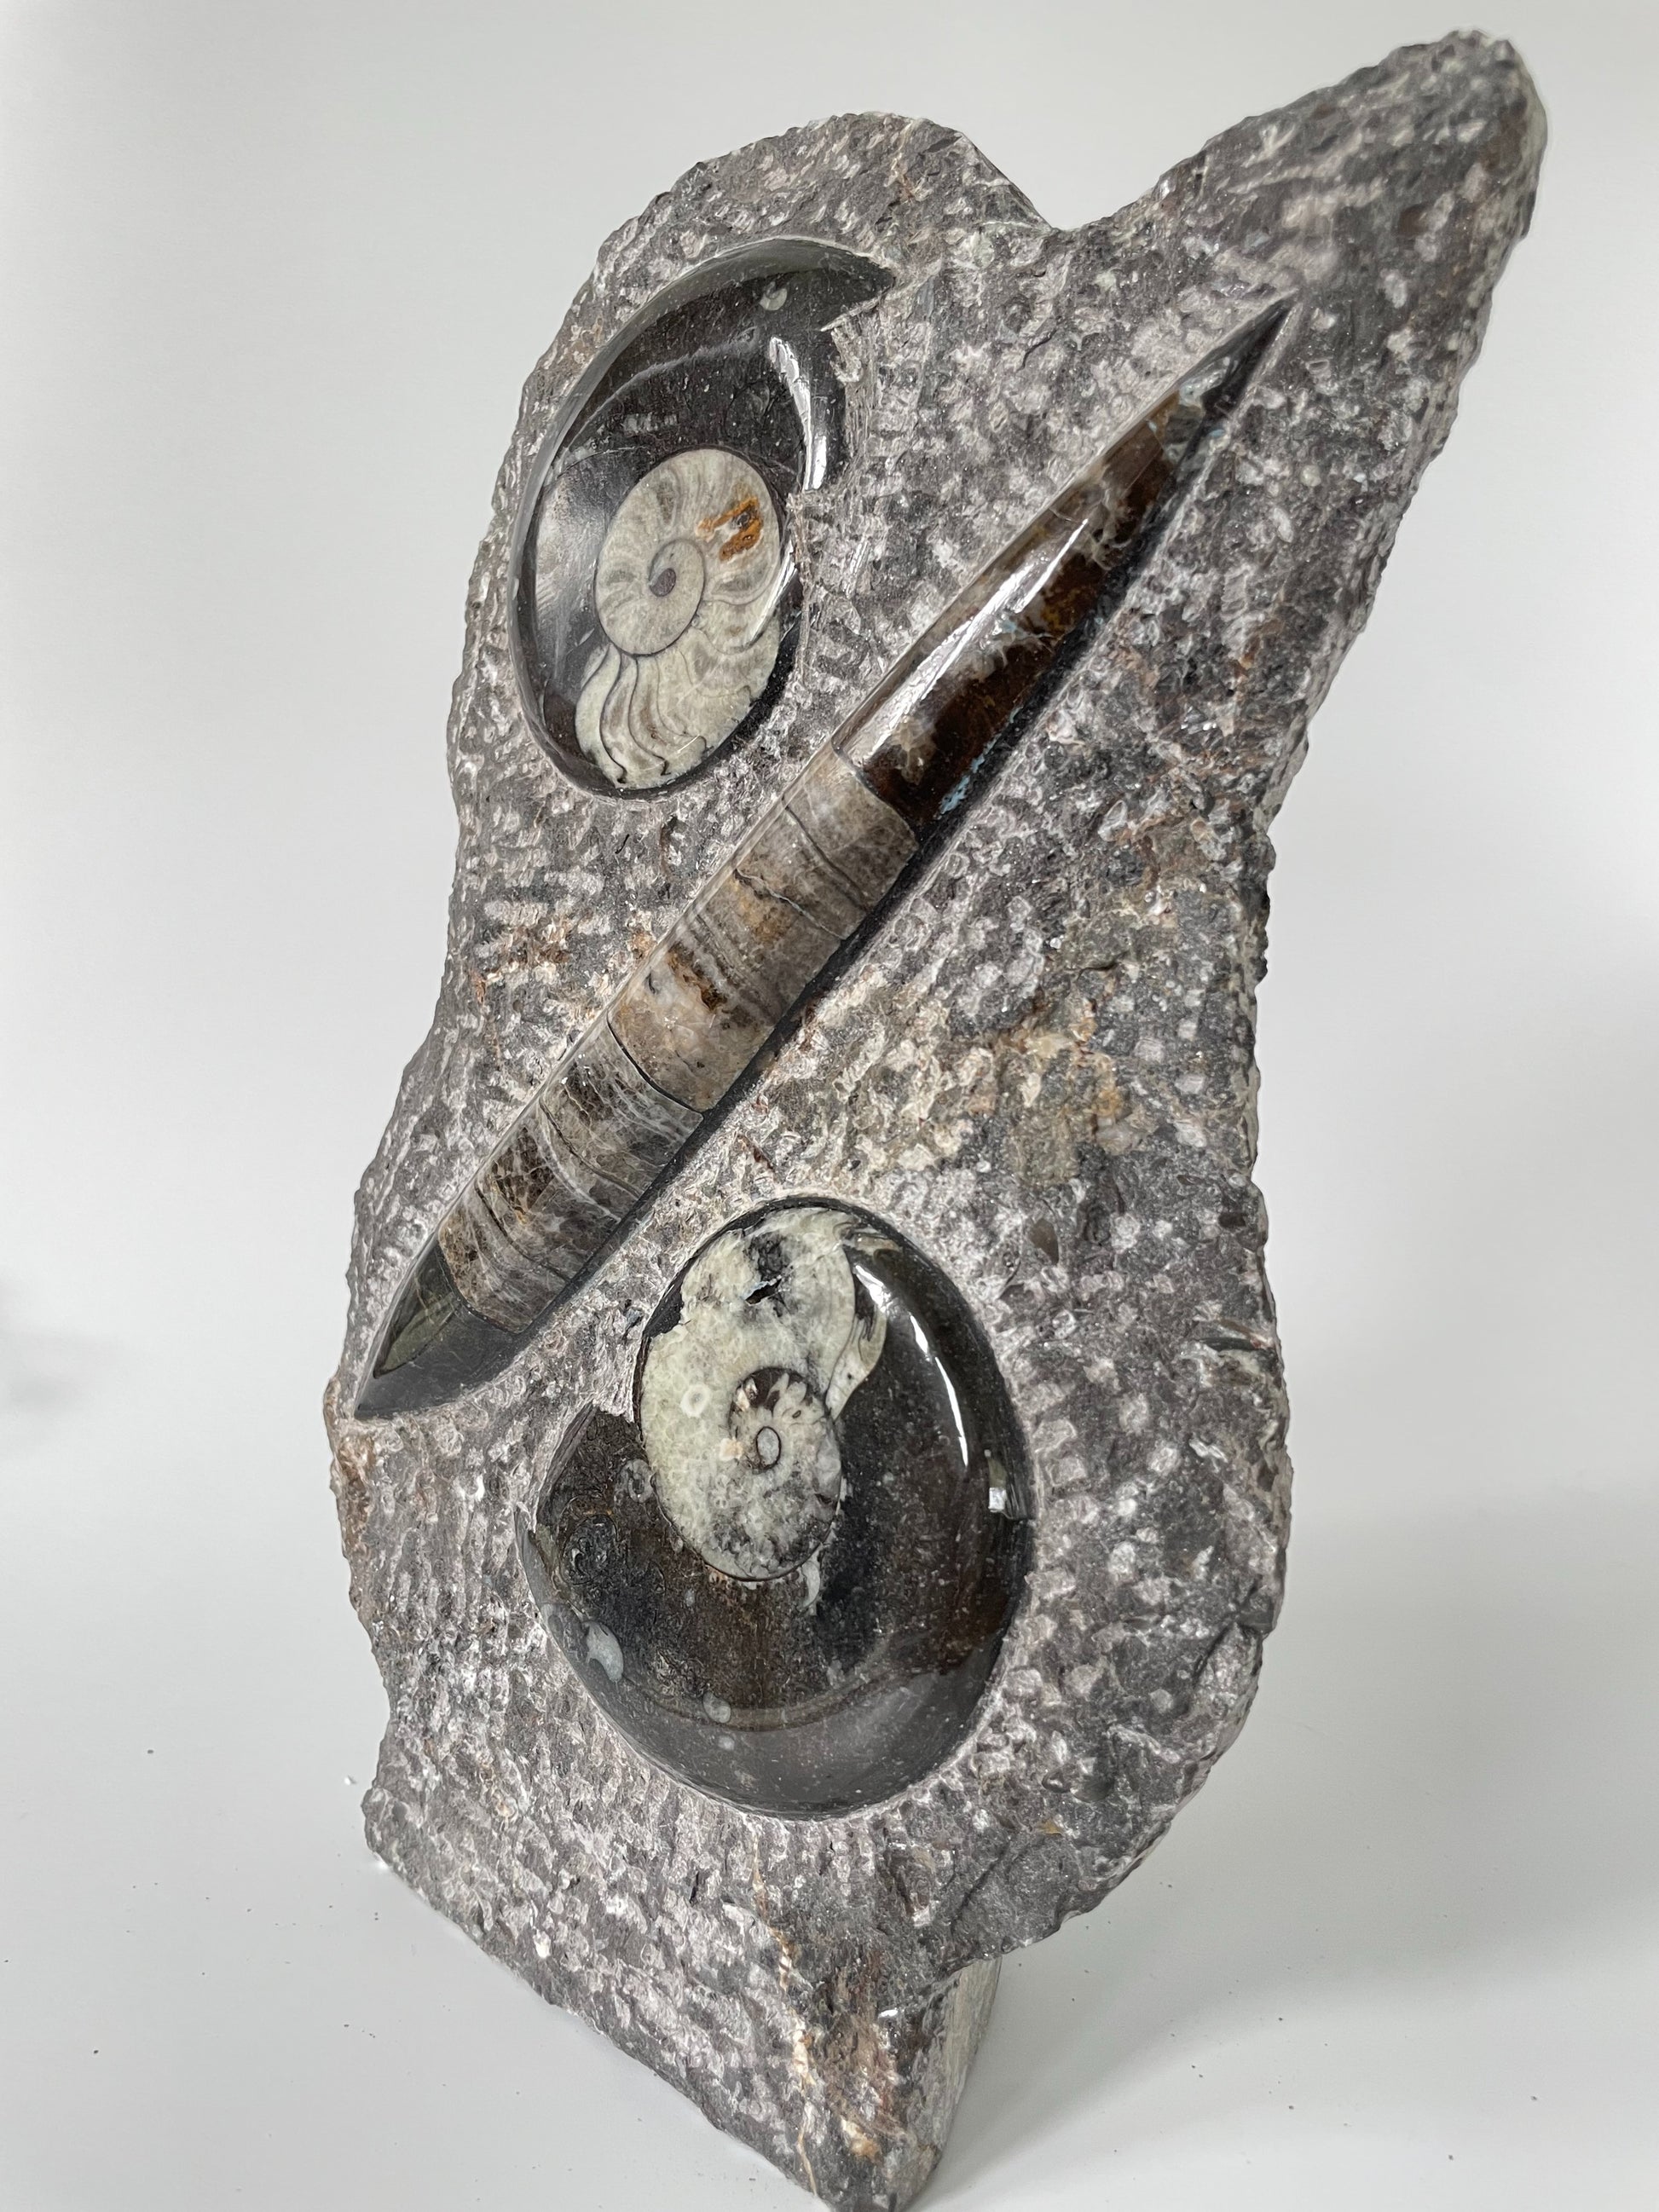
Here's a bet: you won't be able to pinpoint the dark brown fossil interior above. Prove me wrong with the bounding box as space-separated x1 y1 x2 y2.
519 1203 1031 1816
512 238 893 796
357 308 1284 1421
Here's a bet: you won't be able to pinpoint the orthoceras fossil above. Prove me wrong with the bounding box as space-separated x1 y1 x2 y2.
357 306 1284 1419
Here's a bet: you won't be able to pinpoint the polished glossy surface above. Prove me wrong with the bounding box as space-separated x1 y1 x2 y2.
512 240 891 794
519 1204 1030 1814
358 316 1279 1418
575 447 783 787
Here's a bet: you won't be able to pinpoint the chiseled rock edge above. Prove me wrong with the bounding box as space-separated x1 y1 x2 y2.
327 35 1542 2209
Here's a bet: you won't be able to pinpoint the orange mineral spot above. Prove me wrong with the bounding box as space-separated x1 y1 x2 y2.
699 494 765 560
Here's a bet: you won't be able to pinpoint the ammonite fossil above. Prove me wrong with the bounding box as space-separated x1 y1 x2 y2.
512 239 890 795
575 447 784 788
519 1203 1030 1815
639 1204 882 1580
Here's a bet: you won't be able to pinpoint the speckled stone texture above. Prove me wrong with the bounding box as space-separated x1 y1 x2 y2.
327 34 1542 2208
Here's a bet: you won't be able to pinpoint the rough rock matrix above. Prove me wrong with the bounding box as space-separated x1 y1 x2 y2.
328 34 1543 2208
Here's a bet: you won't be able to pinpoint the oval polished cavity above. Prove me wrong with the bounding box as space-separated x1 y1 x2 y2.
512 240 892 795
360 315 1281 1418
519 1203 1031 1815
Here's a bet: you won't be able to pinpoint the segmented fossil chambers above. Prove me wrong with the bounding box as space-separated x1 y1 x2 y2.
512 240 891 794
360 321 1278 1419
519 1203 1030 1816
576 448 783 787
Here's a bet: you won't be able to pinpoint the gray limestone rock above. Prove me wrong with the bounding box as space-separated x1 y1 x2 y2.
327 32 1543 2207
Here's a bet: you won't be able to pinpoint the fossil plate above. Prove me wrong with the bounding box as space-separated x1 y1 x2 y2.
514 239 890 795
329 35 1543 2210
522 1200 1032 1816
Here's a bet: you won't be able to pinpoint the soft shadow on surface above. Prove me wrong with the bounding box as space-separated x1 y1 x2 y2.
0 1283 96 1450
933 1476 1659 2196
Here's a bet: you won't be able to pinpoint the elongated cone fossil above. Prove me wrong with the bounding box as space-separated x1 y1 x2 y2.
358 309 1282 1417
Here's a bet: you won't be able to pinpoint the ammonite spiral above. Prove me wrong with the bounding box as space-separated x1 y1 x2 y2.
575 448 784 789
512 240 891 795
518 1202 1030 1816
640 1205 883 1578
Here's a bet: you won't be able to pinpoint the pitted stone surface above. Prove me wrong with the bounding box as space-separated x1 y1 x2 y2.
328 35 1542 2208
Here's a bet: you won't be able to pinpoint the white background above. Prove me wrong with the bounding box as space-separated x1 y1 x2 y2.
2 3 1655 2205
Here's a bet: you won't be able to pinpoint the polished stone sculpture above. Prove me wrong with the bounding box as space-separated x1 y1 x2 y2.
328 33 1542 2207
